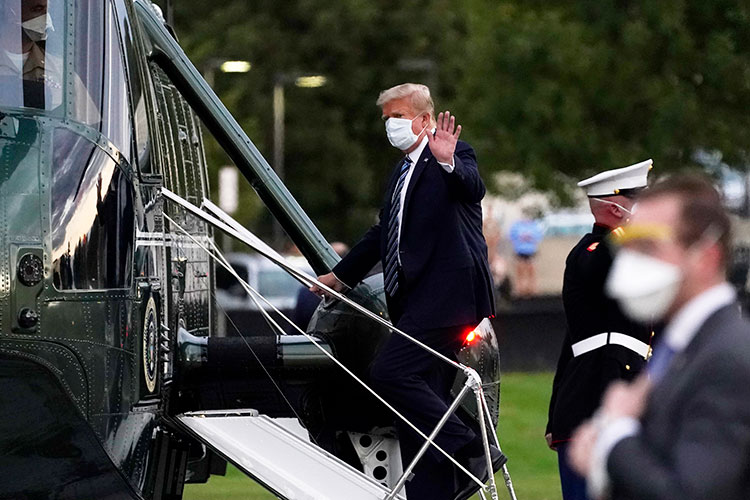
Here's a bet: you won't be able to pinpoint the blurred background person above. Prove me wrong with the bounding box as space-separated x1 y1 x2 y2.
483 203 512 303
509 205 544 297
570 174 750 500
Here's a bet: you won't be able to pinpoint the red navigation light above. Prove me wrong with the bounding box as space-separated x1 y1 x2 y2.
464 328 478 344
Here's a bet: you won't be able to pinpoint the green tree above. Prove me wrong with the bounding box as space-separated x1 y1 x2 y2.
456 0 750 201
168 0 750 244
172 0 466 246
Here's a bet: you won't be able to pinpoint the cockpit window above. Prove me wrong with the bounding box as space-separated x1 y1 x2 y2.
0 0 66 112
74 0 130 158
51 128 134 290
0 0 132 160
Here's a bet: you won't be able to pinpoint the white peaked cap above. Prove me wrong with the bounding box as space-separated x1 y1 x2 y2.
577 159 653 197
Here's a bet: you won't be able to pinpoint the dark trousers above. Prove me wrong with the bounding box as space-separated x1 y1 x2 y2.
369 315 476 500
557 442 589 500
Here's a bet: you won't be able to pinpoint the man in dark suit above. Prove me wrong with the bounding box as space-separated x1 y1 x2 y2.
547 161 653 500
312 83 500 500
569 174 750 500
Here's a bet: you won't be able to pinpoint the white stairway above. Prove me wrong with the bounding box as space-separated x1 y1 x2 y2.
177 409 407 500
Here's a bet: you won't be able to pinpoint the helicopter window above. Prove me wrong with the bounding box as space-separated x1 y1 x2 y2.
72 0 131 158
71 0 102 125
112 0 150 172
0 0 66 113
51 128 134 291
0 0 132 159
100 0 131 160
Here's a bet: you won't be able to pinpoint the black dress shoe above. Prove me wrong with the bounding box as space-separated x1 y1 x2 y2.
453 445 507 500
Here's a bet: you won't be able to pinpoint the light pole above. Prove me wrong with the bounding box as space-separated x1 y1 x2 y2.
272 73 327 250
202 58 251 251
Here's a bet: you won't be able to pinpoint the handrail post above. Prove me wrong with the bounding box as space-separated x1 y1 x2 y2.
385 380 478 500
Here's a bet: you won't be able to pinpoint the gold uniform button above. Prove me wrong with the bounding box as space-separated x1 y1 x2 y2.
625 364 631 370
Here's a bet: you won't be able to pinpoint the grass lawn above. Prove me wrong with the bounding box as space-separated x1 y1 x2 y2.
183 372 560 500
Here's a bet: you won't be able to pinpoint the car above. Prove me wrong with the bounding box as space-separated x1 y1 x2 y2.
215 253 313 336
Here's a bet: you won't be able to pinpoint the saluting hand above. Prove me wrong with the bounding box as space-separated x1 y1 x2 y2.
427 111 461 165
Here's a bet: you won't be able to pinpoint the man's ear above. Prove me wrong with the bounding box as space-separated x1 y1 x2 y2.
607 202 622 218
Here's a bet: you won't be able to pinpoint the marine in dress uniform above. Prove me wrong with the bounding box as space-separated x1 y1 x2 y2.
546 160 654 500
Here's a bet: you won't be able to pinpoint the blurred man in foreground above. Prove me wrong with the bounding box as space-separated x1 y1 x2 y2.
570 174 750 500
547 160 653 500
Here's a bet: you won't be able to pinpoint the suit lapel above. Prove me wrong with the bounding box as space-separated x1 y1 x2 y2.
648 304 739 409
402 144 434 219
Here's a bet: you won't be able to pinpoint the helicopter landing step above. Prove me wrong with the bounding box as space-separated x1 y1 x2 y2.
176 409 407 500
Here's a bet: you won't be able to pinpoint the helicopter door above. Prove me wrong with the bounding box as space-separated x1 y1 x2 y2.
148 64 212 341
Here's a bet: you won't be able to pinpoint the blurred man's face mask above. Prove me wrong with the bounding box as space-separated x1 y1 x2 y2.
606 224 720 323
22 13 54 42
606 247 682 323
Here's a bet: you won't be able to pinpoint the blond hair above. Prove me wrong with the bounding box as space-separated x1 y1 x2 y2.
376 83 435 121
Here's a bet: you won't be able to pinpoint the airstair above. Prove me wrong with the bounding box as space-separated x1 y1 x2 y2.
176 410 407 500
163 189 516 500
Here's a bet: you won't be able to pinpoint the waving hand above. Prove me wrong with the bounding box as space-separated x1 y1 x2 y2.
427 111 462 165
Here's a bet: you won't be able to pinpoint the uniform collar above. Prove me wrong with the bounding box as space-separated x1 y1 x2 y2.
592 223 611 235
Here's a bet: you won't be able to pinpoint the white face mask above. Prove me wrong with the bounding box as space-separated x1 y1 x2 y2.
385 115 426 151
592 197 634 216
606 248 682 323
22 14 54 42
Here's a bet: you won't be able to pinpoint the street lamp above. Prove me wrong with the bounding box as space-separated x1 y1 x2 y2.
221 60 252 73
294 75 327 88
203 58 252 88
201 58 251 251
272 73 327 249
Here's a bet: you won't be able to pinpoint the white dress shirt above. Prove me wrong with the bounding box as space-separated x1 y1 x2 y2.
331 131 455 286
397 131 455 259
588 282 737 498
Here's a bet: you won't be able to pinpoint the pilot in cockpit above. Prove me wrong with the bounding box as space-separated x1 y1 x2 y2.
0 0 62 109
0 0 98 124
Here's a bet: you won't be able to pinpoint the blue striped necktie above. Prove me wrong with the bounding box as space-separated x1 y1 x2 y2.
384 156 412 297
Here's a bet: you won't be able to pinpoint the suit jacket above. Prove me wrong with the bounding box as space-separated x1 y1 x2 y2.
547 225 651 442
608 303 750 500
333 140 495 329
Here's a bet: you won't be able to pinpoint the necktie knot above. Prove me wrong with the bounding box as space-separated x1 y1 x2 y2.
401 156 412 170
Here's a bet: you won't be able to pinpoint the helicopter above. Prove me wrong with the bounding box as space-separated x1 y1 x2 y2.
0 1 506 499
